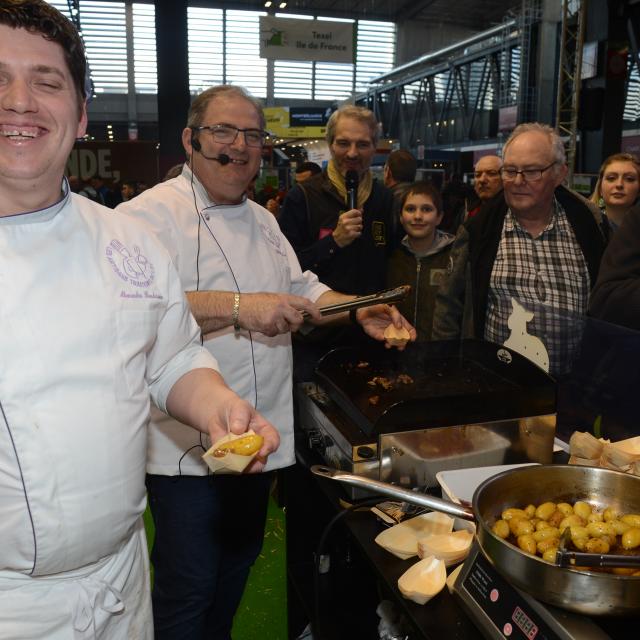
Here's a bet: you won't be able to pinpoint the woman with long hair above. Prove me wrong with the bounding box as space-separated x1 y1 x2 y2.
590 153 640 233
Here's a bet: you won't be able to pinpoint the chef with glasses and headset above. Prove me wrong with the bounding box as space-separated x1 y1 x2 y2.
433 122 607 376
117 84 416 640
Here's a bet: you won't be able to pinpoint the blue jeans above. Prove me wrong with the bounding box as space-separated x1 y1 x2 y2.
146 472 273 640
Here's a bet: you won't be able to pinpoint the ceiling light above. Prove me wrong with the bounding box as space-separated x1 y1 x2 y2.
279 2 287 8
264 1 272 7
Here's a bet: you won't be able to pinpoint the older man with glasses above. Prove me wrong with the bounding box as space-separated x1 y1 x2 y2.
433 122 607 375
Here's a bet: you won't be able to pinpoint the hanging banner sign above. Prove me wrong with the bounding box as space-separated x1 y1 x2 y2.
66 141 159 185
260 16 354 64
265 106 333 138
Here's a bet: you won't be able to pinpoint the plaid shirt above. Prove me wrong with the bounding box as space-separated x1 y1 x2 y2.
484 199 590 374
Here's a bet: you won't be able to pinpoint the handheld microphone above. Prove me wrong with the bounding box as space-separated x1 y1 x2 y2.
345 170 359 210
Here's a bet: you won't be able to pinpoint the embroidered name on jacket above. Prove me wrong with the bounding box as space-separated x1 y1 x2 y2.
106 239 155 288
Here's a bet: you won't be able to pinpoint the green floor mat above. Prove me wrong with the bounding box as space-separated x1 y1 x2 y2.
143 497 287 639
233 499 288 639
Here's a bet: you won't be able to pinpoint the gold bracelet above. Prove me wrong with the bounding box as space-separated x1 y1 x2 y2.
232 292 241 331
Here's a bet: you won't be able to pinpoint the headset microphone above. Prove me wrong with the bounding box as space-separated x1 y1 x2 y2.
345 170 359 210
196 152 230 165
190 134 230 166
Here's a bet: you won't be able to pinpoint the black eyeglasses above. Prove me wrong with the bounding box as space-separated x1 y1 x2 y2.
193 124 267 148
501 161 557 182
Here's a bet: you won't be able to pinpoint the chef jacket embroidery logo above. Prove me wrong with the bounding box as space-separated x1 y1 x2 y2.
259 223 287 257
106 239 155 288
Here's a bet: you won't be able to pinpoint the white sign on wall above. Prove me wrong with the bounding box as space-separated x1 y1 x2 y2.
260 16 354 64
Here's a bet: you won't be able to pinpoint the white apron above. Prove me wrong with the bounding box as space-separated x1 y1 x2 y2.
0 519 152 640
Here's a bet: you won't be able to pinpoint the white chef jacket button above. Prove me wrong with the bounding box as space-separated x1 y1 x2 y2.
204 214 210 221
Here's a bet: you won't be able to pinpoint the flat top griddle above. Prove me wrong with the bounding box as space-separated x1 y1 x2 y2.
314 340 556 436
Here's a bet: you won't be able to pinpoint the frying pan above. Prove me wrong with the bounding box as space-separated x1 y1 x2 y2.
311 463 640 616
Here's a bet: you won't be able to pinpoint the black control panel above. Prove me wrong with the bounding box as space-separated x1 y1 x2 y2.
462 552 559 639
454 545 613 640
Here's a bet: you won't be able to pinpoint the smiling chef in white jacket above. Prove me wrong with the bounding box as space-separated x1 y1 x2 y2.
0 2 279 639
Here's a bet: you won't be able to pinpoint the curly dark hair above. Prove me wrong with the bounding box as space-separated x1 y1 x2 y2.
0 0 87 108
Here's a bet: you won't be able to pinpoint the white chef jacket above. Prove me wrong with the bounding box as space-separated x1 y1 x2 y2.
118 166 329 473
0 182 218 637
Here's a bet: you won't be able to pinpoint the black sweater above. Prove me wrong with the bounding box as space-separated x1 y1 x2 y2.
589 204 640 330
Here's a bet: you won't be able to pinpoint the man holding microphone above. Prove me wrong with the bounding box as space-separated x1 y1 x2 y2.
279 106 397 377
279 105 395 295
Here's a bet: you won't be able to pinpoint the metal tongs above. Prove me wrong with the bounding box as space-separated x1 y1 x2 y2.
555 527 640 569
302 285 411 319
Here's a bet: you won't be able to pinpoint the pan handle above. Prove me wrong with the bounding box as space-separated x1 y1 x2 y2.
311 465 476 521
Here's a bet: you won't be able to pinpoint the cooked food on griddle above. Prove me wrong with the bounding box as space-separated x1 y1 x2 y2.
368 376 395 391
364 371 414 400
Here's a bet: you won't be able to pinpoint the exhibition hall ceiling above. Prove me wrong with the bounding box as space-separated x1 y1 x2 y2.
199 0 523 30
